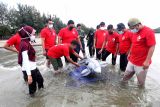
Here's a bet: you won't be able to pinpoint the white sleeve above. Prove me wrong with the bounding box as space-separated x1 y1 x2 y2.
22 51 31 75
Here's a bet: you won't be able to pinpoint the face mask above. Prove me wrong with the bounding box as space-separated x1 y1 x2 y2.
69 26 74 31
118 31 124 34
30 35 36 42
131 28 139 33
48 24 53 28
19 27 36 42
100 27 106 30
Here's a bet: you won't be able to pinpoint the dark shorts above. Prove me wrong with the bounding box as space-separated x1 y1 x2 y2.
49 57 63 71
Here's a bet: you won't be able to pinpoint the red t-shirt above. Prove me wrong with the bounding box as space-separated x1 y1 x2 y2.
129 26 156 66
105 32 119 54
47 44 75 58
40 27 56 49
58 27 78 44
94 29 107 48
119 30 132 54
7 33 21 51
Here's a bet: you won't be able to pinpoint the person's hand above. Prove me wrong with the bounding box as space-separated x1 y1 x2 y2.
127 53 130 60
143 60 150 70
28 75 33 85
80 45 83 50
75 63 80 67
98 49 103 54
93 45 95 49
114 53 117 58
43 51 46 56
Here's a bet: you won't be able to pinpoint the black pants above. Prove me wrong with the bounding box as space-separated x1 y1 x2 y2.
102 50 117 65
120 53 128 71
81 42 85 54
96 48 105 60
88 46 95 57
23 68 44 95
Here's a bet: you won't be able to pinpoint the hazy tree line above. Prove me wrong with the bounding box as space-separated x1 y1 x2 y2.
0 2 92 39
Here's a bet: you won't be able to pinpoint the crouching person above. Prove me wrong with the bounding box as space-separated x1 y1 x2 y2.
18 26 44 96
47 40 83 74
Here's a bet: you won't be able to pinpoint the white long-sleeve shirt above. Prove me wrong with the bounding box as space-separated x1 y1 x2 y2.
22 51 36 75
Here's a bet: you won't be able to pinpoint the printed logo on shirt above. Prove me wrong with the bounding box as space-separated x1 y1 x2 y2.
72 31 76 35
137 35 141 41
52 32 56 35
112 38 115 42
103 33 106 36
122 36 125 40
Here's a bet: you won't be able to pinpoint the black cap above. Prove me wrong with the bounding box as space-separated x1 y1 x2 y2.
67 20 74 25
107 24 113 30
100 22 105 26
117 23 126 31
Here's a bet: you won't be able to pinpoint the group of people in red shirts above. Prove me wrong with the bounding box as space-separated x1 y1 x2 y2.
94 18 156 88
3 18 156 96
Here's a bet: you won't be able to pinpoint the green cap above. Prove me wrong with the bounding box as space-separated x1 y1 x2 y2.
128 18 141 27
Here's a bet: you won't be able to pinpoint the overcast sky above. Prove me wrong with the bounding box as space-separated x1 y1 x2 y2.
1 0 160 29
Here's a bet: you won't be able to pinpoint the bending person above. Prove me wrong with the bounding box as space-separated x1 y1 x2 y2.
47 40 83 74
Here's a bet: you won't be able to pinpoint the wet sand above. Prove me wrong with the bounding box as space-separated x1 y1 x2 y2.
0 36 160 107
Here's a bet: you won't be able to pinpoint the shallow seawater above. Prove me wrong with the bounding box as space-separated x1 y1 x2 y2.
0 36 160 107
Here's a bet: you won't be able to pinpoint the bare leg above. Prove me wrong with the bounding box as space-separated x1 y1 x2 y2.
122 71 135 82
136 70 148 87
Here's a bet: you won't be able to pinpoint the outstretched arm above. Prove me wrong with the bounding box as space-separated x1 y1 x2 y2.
73 52 83 59
3 43 18 53
66 56 80 67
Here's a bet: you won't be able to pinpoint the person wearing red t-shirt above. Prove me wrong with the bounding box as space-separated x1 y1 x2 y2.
99 25 119 65
122 18 156 87
3 25 29 82
48 40 83 74
3 33 21 53
117 23 132 71
40 19 57 67
58 20 83 62
93 22 107 60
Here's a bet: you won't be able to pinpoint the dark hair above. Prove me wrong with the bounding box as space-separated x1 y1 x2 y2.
100 22 105 26
46 18 52 23
77 24 81 27
107 24 113 30
96 25 100 29
67 20 74 25
71 40 78 46
117 23 126 31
